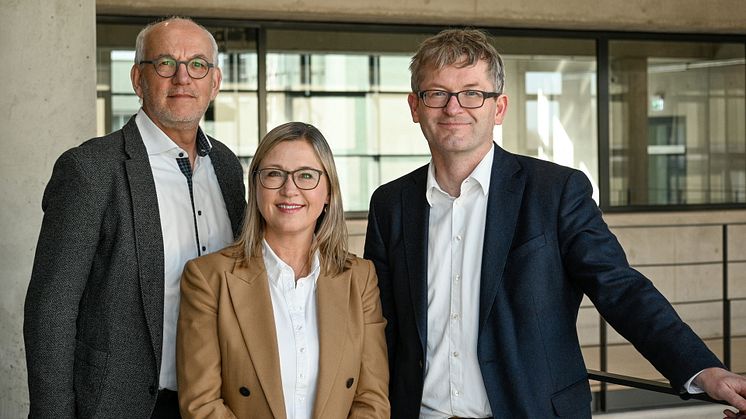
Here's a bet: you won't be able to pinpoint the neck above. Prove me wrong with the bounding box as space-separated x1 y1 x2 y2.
143 109 200 167
265 232 314 280
431 146 492 197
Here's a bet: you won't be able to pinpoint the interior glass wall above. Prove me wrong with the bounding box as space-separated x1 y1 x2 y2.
96 23 599 212
609 40 746 206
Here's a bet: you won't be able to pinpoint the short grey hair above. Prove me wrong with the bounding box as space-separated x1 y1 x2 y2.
134 16 219 64
410 28 505 94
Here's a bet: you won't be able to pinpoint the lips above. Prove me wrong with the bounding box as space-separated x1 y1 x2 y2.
276 203 304 212
167 89 197 98
438 119 470 126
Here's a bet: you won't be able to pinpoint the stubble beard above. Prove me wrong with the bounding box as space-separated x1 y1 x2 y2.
141 78 207 131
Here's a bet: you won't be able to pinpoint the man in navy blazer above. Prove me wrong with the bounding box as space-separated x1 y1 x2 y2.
364 28 746 418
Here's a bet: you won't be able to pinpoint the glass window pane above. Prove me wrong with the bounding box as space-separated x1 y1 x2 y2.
219 51 258 91
209 92 259 157
609 40 746 206
111 95 140 131
310 54 369 91
267 53 302 91
379 55 412 92
266 94 369 154
499 39 599 202
375 93 431 156
334 156 379 212
111 50 135 94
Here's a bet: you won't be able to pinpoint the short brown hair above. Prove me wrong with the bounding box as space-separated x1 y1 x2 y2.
410 28 505 94
235 122 350 276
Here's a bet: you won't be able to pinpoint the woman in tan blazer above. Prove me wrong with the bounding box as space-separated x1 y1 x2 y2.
176 122 389 419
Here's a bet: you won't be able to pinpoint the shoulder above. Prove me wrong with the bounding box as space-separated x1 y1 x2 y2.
344 255 376 284
46 129 132 194
57 128 127 165
505 150 589 192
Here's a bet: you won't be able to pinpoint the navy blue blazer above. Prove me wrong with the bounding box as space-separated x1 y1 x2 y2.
364 145 724 418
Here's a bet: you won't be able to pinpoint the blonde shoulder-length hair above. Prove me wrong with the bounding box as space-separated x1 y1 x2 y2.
234 122 350 276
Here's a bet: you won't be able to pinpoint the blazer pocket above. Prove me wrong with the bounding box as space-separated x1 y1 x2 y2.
550 378 591 417
73 340 108 419
509 232 547 259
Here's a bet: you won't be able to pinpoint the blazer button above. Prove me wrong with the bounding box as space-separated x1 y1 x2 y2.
239 386 250 397
346 378 354 388
149 385 157 396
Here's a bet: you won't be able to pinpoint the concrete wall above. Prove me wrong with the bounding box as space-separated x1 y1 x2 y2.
96 0 746 35
0 0 96 416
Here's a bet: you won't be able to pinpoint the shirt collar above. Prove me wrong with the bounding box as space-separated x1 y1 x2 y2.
425 141 495 206
135 108 212 157
262 239 321 287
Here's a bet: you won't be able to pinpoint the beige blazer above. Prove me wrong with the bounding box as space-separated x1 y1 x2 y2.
176 246 389 419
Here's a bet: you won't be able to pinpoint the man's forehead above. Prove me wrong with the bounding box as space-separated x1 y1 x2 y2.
145 21 212 55
422 60 490 81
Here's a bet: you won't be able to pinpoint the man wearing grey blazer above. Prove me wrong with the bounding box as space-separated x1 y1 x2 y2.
23 17 246 418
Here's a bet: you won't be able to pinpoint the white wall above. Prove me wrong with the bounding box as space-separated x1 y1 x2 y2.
0 0 96 416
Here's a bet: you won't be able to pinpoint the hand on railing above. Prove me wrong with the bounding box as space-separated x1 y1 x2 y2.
693 367 746 418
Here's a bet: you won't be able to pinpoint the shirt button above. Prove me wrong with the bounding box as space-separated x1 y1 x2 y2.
198 210 202 216
201 246 206 252
454 274 461 281
453 351 459 357
451 313 459 320
178 152 184 157
299 347 305 353
455 235 462 242
453 389 460 396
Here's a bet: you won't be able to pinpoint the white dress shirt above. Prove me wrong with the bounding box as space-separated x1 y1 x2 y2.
136 109 234 391
263 240 321 419
420 143 496 419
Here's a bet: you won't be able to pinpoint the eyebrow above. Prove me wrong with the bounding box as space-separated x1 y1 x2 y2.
423 82 485 90
260 165 323 171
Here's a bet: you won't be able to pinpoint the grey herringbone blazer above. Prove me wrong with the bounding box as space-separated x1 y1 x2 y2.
23 116 246 419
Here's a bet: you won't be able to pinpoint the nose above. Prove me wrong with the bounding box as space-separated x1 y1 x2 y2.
279 176 300 196
172 62 191 84
443 94 463 115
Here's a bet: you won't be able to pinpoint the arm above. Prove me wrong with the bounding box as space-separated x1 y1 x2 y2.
177 259 237 419
557 171 724 388
348 260 390 418
23 150 104 418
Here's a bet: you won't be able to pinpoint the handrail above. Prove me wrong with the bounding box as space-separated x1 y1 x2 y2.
587 369 727 405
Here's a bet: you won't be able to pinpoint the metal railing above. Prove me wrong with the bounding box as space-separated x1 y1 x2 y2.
587 369 726 409
585 221 746 412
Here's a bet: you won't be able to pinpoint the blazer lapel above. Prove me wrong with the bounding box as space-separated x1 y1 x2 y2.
402 166 430 356
478 147 526 335
122 116 165 371
225 257 287 419
313 270 351 417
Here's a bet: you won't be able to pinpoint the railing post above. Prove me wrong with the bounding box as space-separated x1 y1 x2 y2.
723 223 731 370
599 316 608 412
